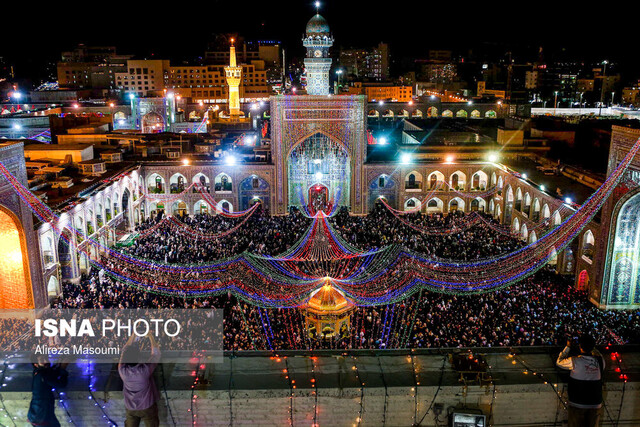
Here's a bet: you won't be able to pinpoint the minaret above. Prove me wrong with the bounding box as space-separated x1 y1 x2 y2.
224 38 242 117
303 11 333 95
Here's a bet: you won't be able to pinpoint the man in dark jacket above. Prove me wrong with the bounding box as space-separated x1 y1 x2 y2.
556 334 604 427
28 362 69 426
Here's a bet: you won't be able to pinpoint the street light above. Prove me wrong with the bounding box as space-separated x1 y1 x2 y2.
554 91 559 115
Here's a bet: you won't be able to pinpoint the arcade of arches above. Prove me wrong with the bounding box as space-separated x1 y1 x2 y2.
0 207 33 309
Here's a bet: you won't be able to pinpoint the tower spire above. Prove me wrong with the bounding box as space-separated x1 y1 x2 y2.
303 11 333 95
229 38 237 67
224 37 242 118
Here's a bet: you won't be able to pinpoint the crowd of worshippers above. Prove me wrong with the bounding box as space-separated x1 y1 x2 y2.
53 269 640 350
51 206 640 350
128 203 524 264
126 206 311 262
330 204 525 260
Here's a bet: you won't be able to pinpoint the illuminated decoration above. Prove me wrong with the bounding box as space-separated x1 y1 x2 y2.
270 95 367 215
302 280 354 338
605 191 640 305
31 129 52 143
1 136 640 309
131 97 176 133
224 39 244 119
288 133 349 214
303 12 333 95
0 206 33 309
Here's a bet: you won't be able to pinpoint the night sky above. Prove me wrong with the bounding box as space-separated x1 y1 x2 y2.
3 1 636 83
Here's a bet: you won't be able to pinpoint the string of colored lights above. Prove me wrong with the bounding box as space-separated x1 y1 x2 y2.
0 135 639 308
160 203 260 240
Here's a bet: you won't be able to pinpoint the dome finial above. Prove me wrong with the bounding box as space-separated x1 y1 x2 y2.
315 1 320 13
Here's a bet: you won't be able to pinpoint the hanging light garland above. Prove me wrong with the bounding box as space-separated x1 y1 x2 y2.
0 136 639 308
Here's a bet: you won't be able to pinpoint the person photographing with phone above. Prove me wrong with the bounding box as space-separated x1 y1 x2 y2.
118 331 161 427
556 333 604 427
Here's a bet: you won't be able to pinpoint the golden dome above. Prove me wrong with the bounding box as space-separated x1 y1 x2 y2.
306 282 353 315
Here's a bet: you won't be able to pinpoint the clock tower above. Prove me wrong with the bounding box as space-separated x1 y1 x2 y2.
303 13 333 95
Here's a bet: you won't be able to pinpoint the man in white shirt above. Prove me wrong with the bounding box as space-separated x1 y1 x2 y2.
556 334 604 427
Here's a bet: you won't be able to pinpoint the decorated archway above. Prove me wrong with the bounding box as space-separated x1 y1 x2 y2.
308 184 330 215
287 132 350 211
141 112 164 133
0 206 34 308
604 190 640 306
240 175 270 211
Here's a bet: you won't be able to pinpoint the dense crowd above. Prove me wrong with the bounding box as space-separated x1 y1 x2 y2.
330 204 524 260
127 206 311 262
46 206 640 350
52 268 640 350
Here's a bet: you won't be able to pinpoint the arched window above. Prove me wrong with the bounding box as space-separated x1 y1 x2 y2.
515 188 523 211
512 217 520 234
169 173 187 194
532 198 541 222
577 270 589 290
426 198 442 213
451 174 459 189
215 173 233 192
449 197 464 212
524 193 532 214
404 198 421 211
582 230 595 262
405 172 422 190
471 171 487 190
427 171 444 189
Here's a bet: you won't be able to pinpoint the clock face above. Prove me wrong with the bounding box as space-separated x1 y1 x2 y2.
314 49 323 57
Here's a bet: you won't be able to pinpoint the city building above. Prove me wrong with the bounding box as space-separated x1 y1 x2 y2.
114 59 170 97
347 82 412 102
339 42 390 81
57 45 132 93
